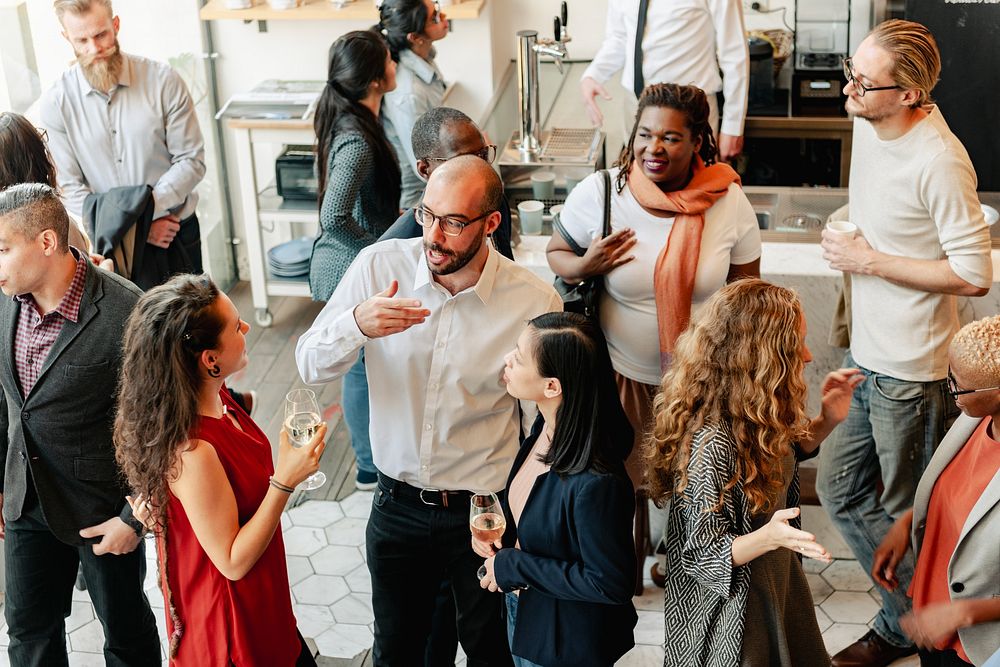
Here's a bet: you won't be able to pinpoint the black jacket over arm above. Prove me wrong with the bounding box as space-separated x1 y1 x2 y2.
0 262 142 545
492 419 638 667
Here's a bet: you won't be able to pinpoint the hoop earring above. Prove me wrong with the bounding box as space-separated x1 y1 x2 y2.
208 364 221 378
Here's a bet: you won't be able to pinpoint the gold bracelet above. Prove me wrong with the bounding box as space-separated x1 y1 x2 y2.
268 476 295 493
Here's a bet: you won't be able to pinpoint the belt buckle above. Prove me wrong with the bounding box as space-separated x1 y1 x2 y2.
419 488 446 507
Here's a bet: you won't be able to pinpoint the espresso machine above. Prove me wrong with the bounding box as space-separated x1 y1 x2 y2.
792 0 850 116
496 2 606 226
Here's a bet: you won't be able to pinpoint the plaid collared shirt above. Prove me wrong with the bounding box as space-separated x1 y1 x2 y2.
13 250 88 396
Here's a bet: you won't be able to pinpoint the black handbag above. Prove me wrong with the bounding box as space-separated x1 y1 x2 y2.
551 169 612 319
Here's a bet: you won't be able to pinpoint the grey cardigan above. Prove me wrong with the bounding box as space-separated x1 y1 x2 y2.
662 422 806 667
911 413 1000 666
309 131 398 301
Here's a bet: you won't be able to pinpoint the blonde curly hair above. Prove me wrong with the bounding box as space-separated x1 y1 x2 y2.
950 314 1000 388
644 279 811 515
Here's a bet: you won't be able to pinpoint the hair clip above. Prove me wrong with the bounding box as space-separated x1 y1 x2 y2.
381 27 389 36
182 332 192 341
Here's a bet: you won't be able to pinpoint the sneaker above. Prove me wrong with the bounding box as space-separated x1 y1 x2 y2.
355 470 378 491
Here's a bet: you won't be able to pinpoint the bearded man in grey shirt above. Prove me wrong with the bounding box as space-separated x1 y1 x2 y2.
41 0 206 271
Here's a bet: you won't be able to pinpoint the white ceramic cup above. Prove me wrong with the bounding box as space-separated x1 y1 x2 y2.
518 200 545 236
530 171 556 200
825 220 857 238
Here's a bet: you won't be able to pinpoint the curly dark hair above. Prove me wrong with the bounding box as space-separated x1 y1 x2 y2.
613 83 719 194
113 274 225 525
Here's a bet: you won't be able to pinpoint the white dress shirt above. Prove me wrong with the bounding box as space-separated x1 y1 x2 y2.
295 238 563 493
40 53 206 220
582 0 750 137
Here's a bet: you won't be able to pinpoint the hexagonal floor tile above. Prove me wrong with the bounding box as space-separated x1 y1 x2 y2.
68 619 106 654
806 573 833 605
287 555 314 586
820 591 880 625
292 603 334 639
617 644 666 664
331 593 374 625
632 586 664 612
313 623 374 659
822 622 870 656
288 500 344 528
65 601 95 634
325 517 368 547
813 605 833 633
801 506 854 560
633 610 663 646
283 526 328 557
821 559 873 593
338 491 374 519
310 545 364 577
344 563 373 595
292 574 350 606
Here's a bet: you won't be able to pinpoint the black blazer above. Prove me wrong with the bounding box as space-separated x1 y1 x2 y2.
379 196 515 260
492 420 637 667
0 260 142 545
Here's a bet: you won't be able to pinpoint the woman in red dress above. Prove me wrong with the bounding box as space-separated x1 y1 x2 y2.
114 274 327 666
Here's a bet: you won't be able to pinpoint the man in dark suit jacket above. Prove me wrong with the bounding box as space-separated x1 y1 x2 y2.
0 184 160 666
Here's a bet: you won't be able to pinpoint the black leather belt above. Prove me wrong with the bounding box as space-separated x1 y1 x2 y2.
377 473 473 509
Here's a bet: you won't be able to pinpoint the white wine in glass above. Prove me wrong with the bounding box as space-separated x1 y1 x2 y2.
284 388 327 490
470 492 505 581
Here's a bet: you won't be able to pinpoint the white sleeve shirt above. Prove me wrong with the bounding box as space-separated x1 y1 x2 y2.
295 238 563 493
40 53 206 220
583 0 750 137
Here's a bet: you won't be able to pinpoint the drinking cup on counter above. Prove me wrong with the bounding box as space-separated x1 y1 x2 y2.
530 171 556 200
564 175 581 195
225 0 253 8
549 204 564 223
825 220 857 238
982 204 999 227
518 200 545 236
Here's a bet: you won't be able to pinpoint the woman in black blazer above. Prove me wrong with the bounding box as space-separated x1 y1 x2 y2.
475 311 637 667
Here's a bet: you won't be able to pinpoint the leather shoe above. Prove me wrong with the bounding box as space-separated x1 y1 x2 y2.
650 562 666 588
831 629 916 667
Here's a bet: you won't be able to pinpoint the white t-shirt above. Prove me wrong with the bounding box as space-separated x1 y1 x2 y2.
848 107 993 382
558 167 761 384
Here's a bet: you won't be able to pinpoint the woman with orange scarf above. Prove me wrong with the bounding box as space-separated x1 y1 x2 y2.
546 83 761 592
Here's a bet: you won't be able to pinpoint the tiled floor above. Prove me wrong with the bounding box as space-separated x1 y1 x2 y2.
0 497 919 666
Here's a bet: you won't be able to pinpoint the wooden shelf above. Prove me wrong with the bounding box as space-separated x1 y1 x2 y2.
200 0 485 22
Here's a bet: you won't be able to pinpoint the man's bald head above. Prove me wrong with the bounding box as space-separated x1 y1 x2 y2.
426 155 503 215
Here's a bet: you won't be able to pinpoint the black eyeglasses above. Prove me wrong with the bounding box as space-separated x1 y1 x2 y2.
946 368 1000 397
842 58 902 98
414 205 494 237
425 144 497 165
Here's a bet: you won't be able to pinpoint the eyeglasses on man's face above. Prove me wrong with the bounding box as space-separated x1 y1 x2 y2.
425 144 497 165
946 368 1000 397
842 57 902 98
414 205 494 237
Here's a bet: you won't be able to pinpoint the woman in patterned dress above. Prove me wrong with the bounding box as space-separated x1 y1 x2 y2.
645 279 862 666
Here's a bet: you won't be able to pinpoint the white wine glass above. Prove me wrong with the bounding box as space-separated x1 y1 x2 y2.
470 492 505 581
284 388 327 490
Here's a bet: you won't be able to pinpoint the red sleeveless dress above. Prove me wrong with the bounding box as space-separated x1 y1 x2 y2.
158 389 301 666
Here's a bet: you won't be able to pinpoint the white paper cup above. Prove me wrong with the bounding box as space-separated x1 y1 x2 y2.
549 204 564 221
826 220 857 238
982 204 999 227
530 171 556 200
564 175 581 194
225 0 253 8
517 200 545 236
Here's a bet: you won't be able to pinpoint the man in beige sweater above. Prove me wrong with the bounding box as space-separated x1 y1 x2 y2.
817 19 992 667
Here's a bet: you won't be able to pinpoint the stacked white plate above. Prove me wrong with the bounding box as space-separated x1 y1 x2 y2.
268 237 312 278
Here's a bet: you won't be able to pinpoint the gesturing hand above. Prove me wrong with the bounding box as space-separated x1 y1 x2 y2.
901 602 967 650
765 507 832 563
871 511 912 591
580 77 612 127
579 228 636 279
353 280 431 338
819 368 864 425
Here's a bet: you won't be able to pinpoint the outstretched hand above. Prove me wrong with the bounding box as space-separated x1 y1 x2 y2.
819 368 864 425
765 507 832 563
353 280 431 338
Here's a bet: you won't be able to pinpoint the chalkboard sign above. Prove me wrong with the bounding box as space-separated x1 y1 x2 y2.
906 1 1000 190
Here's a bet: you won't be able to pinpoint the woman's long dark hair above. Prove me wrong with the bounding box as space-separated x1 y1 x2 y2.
314 30 401 205
114 274 225 524
528 312 633 476
0 112 58 190
374 0 429 62
613 83 719 194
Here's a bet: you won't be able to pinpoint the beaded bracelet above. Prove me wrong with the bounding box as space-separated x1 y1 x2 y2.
269 476 295 493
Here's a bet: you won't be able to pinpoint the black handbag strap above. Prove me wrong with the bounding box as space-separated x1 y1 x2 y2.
552 169 612 258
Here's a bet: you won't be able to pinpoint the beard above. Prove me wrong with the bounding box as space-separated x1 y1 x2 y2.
77 39 123 92
423 232 485 276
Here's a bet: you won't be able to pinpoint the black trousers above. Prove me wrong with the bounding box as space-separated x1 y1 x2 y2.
3 498 161 667
366 477 512 667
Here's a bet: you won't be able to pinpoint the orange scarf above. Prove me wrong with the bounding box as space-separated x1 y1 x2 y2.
627 156 741 371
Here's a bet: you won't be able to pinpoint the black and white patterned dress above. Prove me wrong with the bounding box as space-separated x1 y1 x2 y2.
661 422 829 667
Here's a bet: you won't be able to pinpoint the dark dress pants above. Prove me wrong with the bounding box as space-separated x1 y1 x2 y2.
3 496 160 667
366 481 512 667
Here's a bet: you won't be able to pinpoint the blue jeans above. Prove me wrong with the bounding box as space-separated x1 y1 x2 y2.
504 593 545 667
342 351 375 475
817 352 958 648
